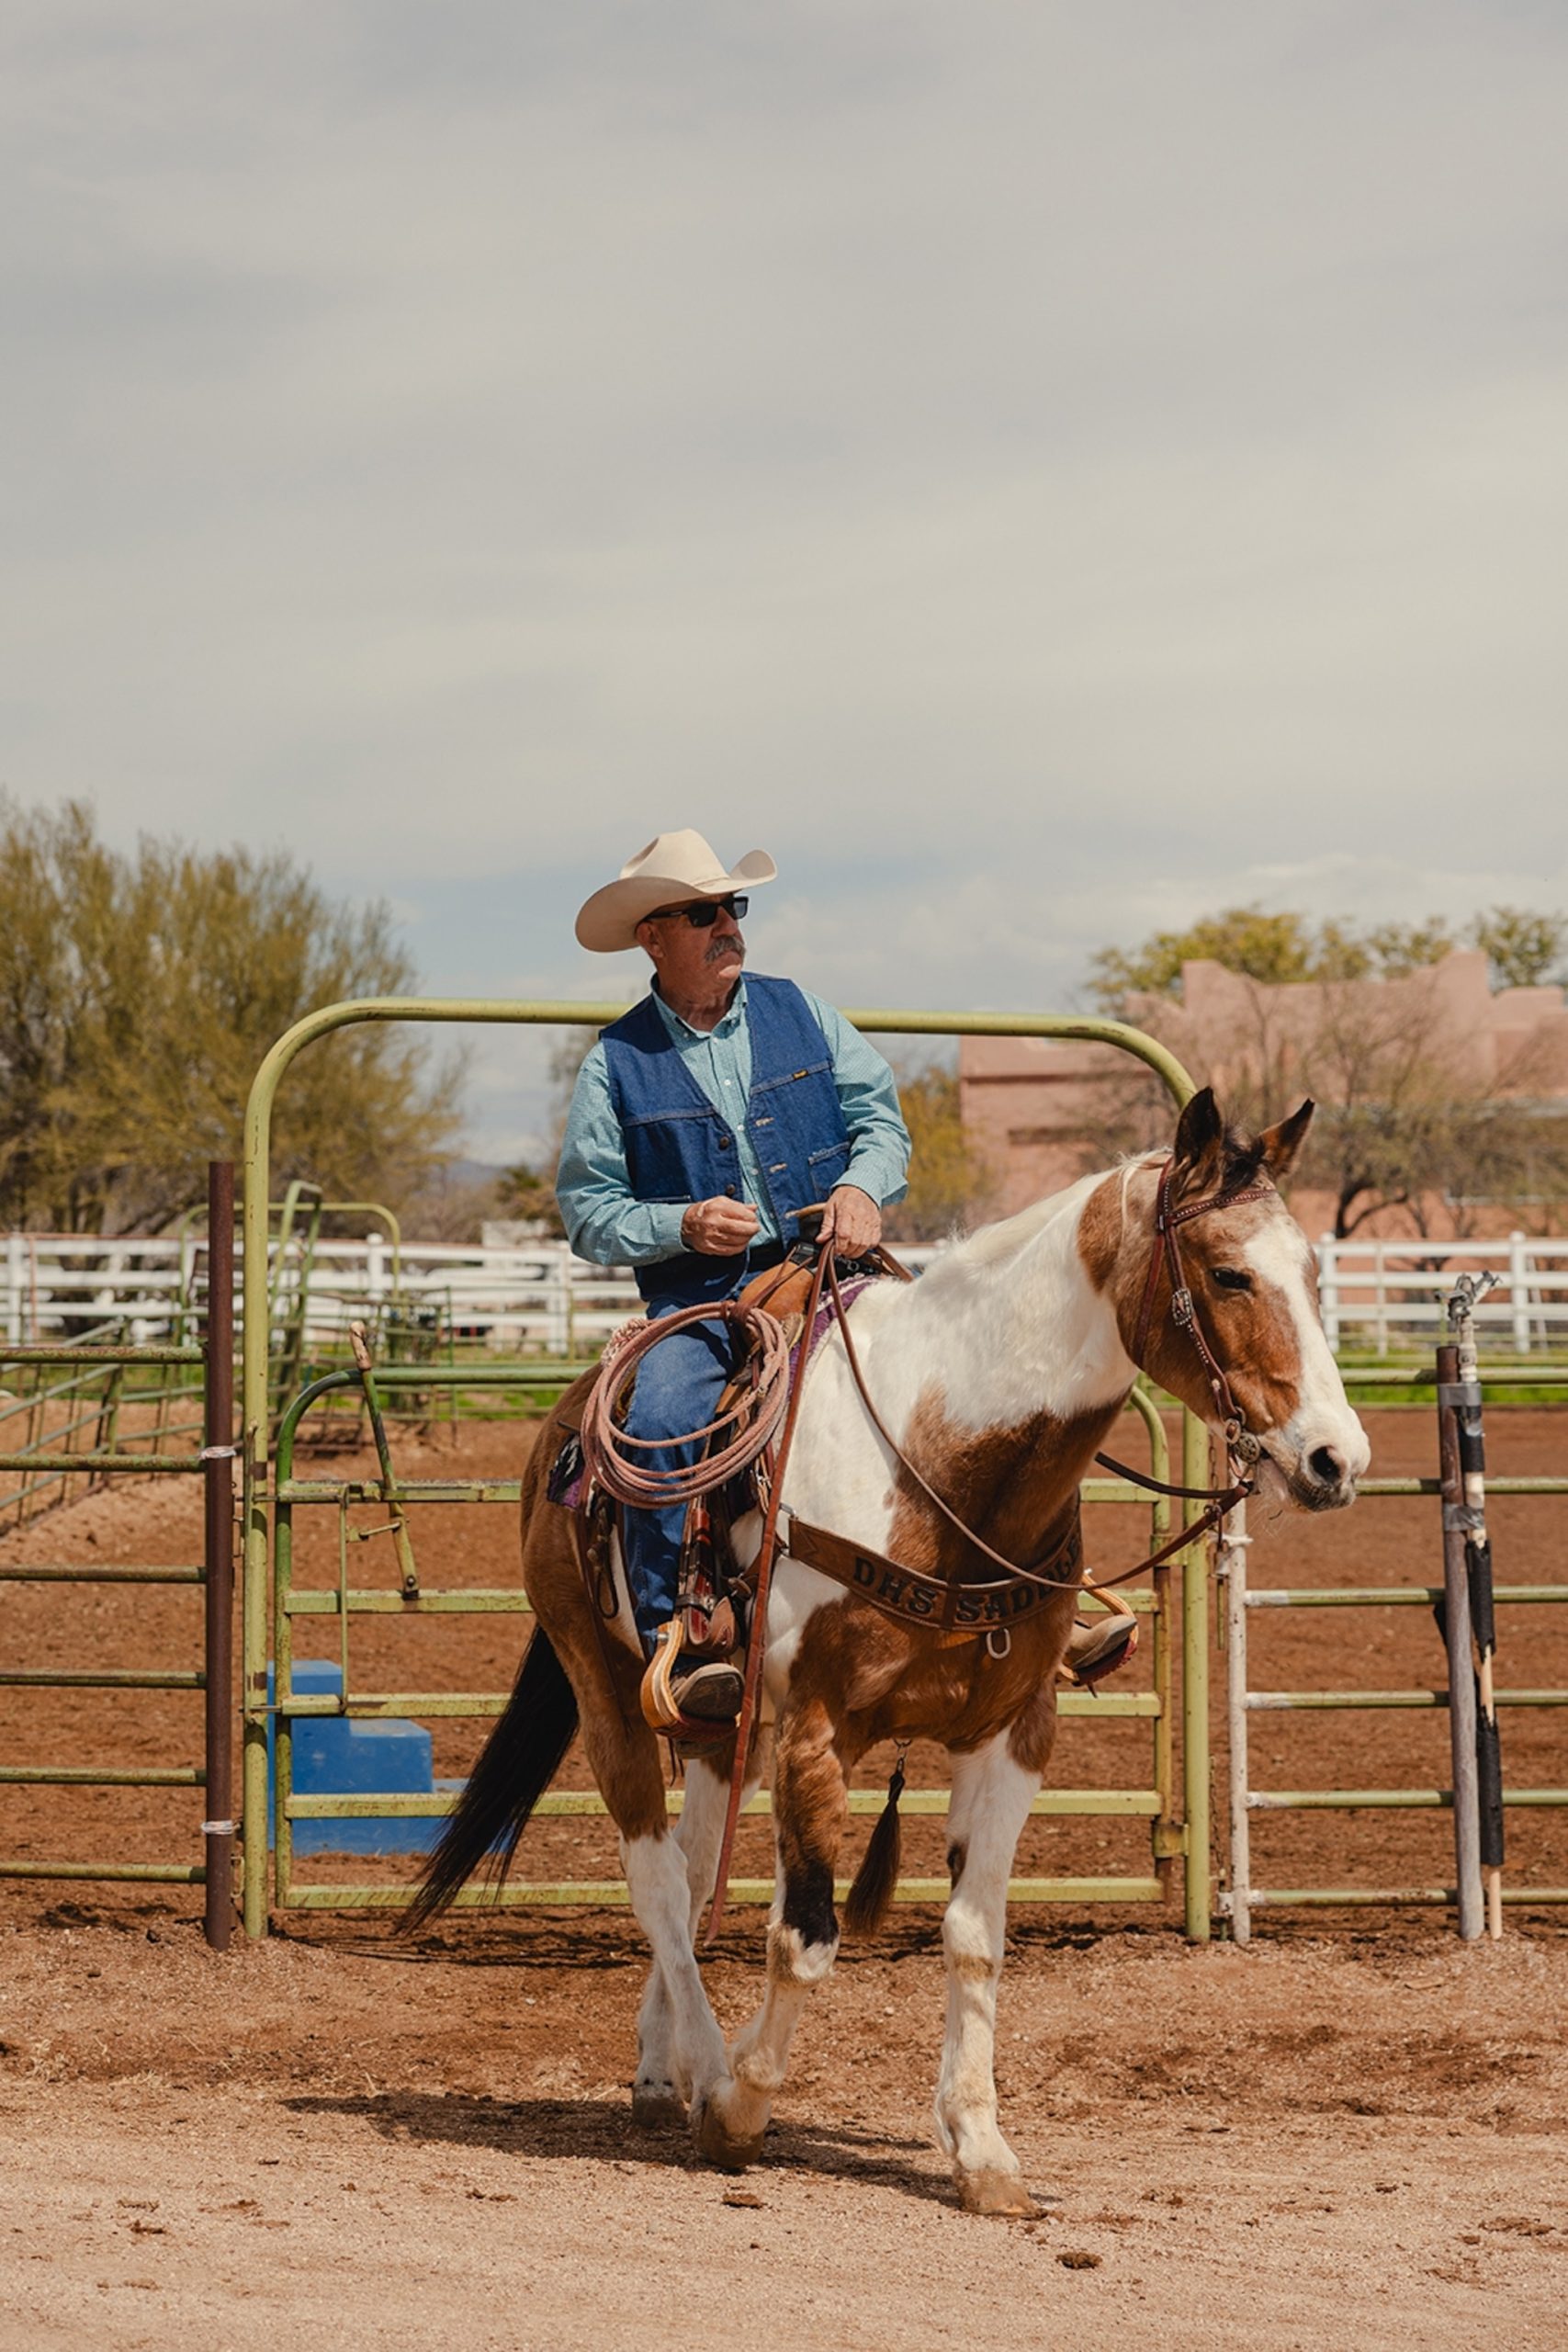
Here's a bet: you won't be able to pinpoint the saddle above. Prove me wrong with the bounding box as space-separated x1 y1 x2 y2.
547 1242 1138 1739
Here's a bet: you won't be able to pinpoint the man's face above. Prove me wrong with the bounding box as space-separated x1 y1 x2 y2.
637 896 747 997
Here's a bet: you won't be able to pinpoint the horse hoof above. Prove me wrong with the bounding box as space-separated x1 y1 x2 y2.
956 2167 1037 2218
631 2083 687 2129
693 2098 764 2174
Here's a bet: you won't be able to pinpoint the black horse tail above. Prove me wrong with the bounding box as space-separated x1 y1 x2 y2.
402 1628 579 1934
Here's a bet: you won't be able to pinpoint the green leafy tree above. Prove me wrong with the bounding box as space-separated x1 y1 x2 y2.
1087 908 1322 1009
1470 906 1568 990
1362 917 1457 977
1090 901 1568 1012
0 795 461 1232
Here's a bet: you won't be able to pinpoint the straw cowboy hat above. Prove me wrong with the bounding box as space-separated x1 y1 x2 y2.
574 830 778 953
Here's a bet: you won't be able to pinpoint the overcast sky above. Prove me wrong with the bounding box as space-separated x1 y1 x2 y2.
4 2 1565 1157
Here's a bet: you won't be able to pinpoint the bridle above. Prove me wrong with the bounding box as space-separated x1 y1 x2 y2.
1125 1153 1273 1469
1089 1153 1276 1546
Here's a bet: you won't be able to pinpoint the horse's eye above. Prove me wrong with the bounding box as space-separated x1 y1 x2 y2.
1211 1267 1252 1294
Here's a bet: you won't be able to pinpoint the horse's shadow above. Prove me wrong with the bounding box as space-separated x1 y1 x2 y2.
285 2088 954 2205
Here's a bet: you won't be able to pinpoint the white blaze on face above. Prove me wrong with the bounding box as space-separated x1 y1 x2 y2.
1243 1219 1371 1499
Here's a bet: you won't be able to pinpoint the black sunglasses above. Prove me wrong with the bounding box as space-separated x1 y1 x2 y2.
648 893 748 929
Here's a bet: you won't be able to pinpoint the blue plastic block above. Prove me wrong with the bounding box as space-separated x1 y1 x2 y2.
266 1660 453 1856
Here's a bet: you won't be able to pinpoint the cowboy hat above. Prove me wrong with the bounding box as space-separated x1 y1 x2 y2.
574 830 778 952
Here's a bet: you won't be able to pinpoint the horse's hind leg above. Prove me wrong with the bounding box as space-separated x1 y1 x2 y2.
935 1730 1043 2217
633 1741 765 2124
697 1696 843 2171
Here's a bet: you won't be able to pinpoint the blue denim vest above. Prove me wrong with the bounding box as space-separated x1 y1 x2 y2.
600 976 852 1307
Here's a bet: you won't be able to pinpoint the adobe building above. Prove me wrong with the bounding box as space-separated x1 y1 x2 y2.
960 950 1568 1239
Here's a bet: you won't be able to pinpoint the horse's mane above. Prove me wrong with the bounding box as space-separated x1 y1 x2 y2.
912 1163 1109 1292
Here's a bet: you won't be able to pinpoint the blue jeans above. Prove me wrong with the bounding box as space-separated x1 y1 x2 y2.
621 1304 740 1648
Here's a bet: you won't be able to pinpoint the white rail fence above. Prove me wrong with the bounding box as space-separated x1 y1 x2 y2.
2 1232 944 1359
5 1229 1567 1357
1314 1234 1568 1355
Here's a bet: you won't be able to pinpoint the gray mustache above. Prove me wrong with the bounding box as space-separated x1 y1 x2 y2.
705 932 745 963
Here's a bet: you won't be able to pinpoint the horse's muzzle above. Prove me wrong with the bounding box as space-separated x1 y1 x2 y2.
1269 1433 1367 1512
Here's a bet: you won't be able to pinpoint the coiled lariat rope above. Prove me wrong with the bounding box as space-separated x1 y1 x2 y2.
579 1297 793 1509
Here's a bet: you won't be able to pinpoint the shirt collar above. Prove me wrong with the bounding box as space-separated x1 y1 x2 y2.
651 974 748 1043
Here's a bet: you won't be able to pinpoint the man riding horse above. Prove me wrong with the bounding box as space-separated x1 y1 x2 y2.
414 851 1370 2202
558 831 912 1727
558 829 1138 1732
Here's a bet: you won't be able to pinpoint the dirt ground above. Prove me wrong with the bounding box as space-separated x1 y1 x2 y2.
2 1405 1566 2347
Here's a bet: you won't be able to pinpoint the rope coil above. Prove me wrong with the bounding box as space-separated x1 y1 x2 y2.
579 1298 792 1510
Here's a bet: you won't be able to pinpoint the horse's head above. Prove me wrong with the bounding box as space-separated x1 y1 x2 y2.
1117 1088 1369 1511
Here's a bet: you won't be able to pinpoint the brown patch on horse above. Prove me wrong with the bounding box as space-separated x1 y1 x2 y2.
773 1692 851 1896
1083 1156 1309 1437
513 1376 671 1848
1075 1170 1125 1294
886 1388 1124 1581
766 1385 1128 1807
949 1951 998 1984
779 1576 1075 1773
1005 1680 1060 1776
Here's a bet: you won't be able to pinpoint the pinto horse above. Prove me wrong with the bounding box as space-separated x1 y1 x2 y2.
409 1089 1369 2214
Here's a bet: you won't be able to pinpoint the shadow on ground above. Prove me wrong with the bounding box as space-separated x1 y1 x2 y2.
285 2088 951 2201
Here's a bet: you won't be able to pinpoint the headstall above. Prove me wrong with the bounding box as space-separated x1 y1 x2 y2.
1096 1152 1275 1512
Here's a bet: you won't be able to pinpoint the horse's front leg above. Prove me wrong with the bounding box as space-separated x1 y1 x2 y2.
696 1696 844 2171
570 1690 730 2128
936 1729 1043 2216
632 1744 763 2125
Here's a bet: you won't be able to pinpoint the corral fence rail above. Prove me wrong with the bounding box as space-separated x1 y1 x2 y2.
1220 1340 1568 1940
1316 1232 1568 1354
3 1229 939 1357
10 1228 1568 1357
268 1363 1182 1917
0 1164 237 1950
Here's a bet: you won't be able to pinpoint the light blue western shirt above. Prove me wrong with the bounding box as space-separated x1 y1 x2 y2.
558 978 910 1266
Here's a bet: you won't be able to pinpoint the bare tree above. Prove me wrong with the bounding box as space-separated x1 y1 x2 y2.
1073 956 1568 1239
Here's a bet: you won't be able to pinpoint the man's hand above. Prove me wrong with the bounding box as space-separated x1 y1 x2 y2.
818 1184 881 1260
682 1196 761 1256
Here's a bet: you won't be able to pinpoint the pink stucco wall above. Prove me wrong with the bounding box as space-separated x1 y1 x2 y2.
959 951 1568 1238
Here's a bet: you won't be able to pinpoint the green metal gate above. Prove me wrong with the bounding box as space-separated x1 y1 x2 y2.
238 1000 1209 1941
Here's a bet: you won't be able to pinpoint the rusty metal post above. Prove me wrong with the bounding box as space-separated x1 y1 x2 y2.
203 1160 236 1951
1437 1341 1483 1941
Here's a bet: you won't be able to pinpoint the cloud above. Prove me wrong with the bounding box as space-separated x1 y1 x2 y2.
2 2 1566 1149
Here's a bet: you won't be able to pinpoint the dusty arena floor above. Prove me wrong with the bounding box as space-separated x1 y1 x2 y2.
2 1905 1565 2349
3 1404 1566 2346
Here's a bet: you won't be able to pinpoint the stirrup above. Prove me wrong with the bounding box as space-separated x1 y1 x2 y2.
639 1620 743 1739
1058 1591 1139 1690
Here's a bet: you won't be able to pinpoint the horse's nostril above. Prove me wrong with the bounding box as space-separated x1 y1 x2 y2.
1308 1445 1344 1487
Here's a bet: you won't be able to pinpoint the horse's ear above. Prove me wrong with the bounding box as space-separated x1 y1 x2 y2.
1256 1097 1314 1183
1171 1086 1225 1194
